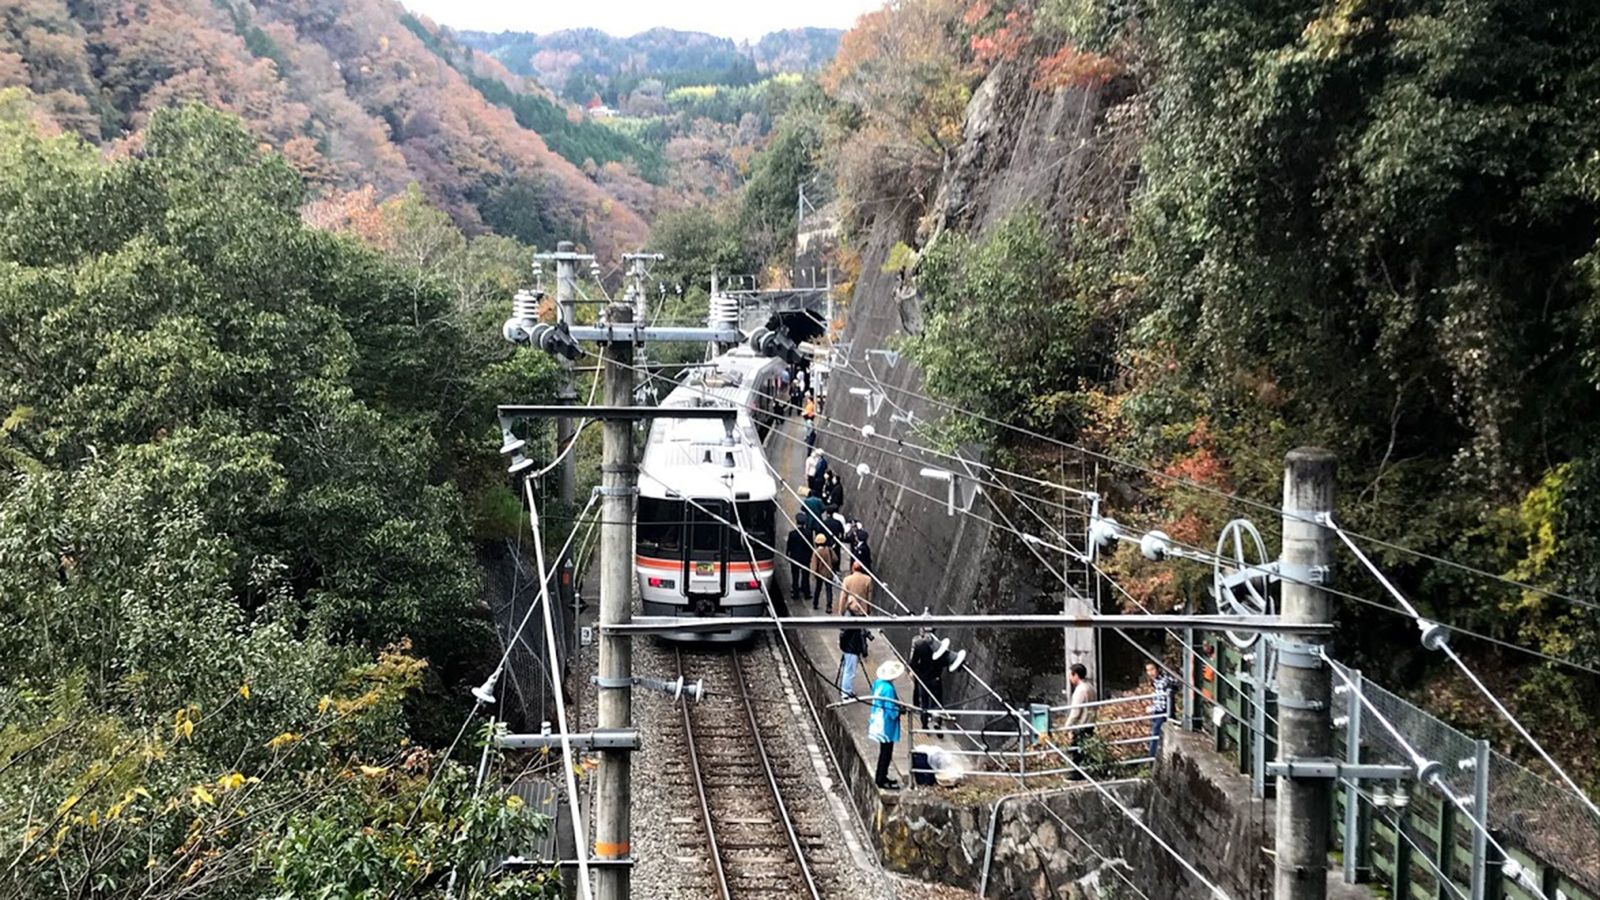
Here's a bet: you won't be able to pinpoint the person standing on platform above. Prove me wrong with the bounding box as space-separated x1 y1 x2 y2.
868 660 905 790
839 561 874 617
786 526 812 605
805 448 827 496
837 571 868 697
802 390 818 426
823 468 845 509
1063 663 1098 776
1146 661 1175 759
909 629 945 731
845 519 873 572
800 488 827 536
809 533 837 612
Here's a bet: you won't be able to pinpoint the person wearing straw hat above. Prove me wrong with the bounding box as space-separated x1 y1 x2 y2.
869 659 906 790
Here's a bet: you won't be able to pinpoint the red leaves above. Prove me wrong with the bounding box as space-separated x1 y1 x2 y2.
1032 44 1124 92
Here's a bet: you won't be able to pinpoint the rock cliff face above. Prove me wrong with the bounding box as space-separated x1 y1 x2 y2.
817 61 1138 698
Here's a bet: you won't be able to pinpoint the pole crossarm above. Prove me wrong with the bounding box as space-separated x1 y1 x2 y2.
1265 759 1412 781
565 324 742 344
603 613 1333 636
494 729 641 752
497 405 739 421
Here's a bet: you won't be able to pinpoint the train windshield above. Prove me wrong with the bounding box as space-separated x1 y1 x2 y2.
637 497 683 558
733 501 775 560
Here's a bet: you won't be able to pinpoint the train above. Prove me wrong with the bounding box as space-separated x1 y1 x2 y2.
636 346 790 641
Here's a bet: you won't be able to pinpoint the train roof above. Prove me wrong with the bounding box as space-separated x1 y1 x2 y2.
639 348 781 501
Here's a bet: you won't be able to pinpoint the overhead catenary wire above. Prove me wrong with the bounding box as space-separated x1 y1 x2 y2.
833 348 1600 614
522 479 599 900
609 347 1598 681
1328 514 1600 825
1326 662 1552 900
638 451 1234 899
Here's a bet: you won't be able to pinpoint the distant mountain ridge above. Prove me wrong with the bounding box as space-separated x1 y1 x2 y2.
0 0 648 258
459 26 842 105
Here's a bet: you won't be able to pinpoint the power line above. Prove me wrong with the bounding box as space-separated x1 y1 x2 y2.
832 350 1599 614
607 347 1600 676
1329 515 1600 825
639 453 1233 898
1326 663 1552 900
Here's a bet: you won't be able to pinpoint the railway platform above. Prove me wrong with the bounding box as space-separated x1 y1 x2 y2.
769 417 924 798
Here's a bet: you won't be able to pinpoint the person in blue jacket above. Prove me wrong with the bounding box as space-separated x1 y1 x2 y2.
868 659 905 790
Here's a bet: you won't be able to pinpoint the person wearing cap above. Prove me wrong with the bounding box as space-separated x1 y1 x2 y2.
868 660 905 790
909 629 945 731
809 533 837 612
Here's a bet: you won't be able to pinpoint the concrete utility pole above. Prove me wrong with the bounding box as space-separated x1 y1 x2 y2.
1274 447 1337 900
593 303 636 900
545 241 593 505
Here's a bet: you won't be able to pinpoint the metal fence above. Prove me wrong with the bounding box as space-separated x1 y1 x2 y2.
1190 634 1598 900
906 691 1162 782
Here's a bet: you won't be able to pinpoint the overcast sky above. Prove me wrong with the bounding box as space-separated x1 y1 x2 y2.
400 0 882 41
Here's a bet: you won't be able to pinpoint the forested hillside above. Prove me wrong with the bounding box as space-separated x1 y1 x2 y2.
0 0 648 256
461 26 842 107
791 0 1600 784
0 96 560 897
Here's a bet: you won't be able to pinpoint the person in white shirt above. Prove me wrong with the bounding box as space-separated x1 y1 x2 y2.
1062 663 1098 776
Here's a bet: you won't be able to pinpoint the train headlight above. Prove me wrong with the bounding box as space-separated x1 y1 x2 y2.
735 580 760 591
647 577 676 589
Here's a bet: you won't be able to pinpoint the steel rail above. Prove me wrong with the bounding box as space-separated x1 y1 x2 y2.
676 649 733 900
733 646 824 900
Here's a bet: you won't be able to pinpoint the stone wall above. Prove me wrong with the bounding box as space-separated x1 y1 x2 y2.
865 730 1376 899
879 782 1149 899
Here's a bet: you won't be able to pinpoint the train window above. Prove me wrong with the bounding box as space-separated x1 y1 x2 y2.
735 501 775 560
637 498 683 556
687 502 726 560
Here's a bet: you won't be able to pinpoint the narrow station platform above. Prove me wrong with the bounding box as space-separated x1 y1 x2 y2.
769 414 924 793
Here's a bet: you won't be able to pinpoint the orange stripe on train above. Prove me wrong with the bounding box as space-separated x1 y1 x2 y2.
635 556 773 573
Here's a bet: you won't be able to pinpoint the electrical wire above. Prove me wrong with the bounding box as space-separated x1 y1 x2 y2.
1326 662 1549 900
1329 515 1600 825
523 479 597 900
831 349 1599 614
637 456 1233 898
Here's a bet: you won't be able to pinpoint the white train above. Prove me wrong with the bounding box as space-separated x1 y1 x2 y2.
636 347 789 641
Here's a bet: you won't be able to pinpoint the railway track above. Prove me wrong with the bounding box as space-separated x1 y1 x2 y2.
660 641 844 900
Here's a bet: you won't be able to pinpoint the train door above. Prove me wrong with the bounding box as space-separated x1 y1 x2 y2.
681 499 729 612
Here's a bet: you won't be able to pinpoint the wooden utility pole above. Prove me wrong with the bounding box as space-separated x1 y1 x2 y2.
593 303 636 900
1275 447 1337 900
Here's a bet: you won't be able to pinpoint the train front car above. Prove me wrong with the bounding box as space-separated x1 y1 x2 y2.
636 350 784 641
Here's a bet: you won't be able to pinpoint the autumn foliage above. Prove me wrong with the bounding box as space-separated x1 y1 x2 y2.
0 0 647 259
